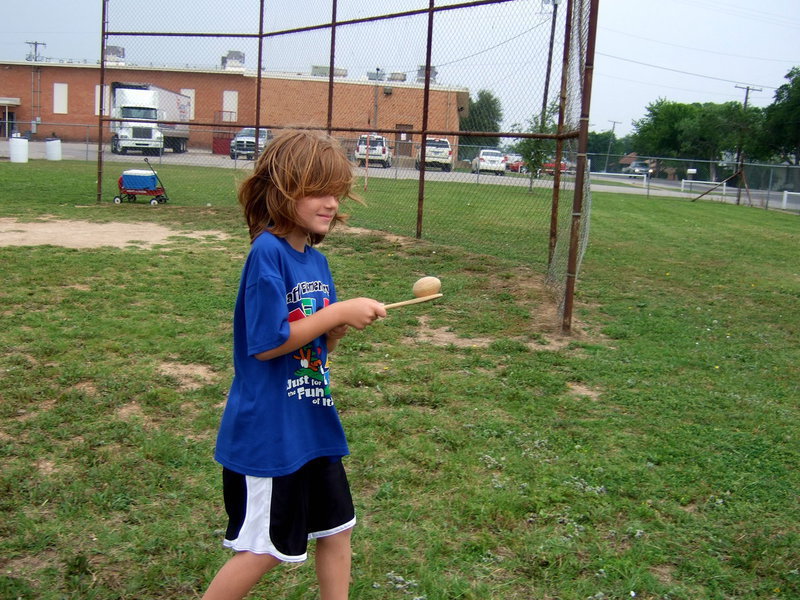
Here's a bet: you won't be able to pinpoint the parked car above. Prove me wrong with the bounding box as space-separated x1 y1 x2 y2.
504 154 527 173
230 127 272 160
415 138 453 171
622 161 651 176
355 134 392 168
507 159 528 173
542 161 567 175
506 158 528 173
470 149 506 175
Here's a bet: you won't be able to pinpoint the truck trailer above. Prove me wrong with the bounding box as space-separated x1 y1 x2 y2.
109 82 191 155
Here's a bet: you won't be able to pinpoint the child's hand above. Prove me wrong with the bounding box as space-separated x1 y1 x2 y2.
335 298 387 330
327 324 349 340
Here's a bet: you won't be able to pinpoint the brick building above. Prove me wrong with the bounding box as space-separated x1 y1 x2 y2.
0 60 468 158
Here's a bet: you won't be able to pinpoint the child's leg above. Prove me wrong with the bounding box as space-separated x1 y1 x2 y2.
315 528 353 600
202 551 281 600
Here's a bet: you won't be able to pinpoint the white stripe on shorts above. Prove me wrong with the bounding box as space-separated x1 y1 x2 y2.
222 474 307 562
308 516 357 540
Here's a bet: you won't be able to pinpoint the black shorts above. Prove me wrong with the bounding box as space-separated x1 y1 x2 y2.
221 457 356 562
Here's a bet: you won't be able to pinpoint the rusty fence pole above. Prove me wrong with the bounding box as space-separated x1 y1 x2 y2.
416 0 435 240
548 0 570 271
562 0 598 333
255 0 265 136
96 0 109 203
326 0 338 134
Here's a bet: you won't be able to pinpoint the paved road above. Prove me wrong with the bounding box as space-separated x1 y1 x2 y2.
2 139 795 209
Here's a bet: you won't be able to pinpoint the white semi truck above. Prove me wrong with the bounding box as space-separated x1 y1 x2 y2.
109 82 191 155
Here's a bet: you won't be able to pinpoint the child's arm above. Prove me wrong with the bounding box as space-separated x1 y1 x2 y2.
326 324 349 353
254 298 386 361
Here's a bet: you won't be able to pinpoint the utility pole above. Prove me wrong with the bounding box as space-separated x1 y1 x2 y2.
372 67 382 130
540 0 561 130
734 84 761 205
26 42 46 132
603 120 621 172
25 41 46 62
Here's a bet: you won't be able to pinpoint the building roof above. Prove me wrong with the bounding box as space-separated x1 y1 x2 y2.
0 60 468 93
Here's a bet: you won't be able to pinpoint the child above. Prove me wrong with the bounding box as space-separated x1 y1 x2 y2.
203 130 386 600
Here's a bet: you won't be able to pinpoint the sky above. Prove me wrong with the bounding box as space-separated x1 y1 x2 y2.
2 0 798 137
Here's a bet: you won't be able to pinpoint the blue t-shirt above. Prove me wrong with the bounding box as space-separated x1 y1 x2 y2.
214 231 348 477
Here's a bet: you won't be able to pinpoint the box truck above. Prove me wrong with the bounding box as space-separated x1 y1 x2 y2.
109 82 191 155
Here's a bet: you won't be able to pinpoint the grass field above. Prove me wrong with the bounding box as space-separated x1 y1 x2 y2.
0 160 798 599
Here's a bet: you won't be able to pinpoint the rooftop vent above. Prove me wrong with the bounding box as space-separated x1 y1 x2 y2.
311 65 348 78
105 46 126 66
416 65 438 84
222 51 245 71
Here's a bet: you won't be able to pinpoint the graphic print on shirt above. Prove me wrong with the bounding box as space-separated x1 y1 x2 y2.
285 282 333 406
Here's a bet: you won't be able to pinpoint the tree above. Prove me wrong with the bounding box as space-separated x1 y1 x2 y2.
509 101 558 177
630 98 764 180
676 102 743 180
459 89 503 160
761 67 800 166
587 131 631 171
677 102 740 159
631 98 695 158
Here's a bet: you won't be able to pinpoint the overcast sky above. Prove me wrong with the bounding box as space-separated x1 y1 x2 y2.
2 0 797 137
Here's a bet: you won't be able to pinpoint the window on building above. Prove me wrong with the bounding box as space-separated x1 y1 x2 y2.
53 83 68 114
222 91 238 122
94 85 110 116
180 88 196 120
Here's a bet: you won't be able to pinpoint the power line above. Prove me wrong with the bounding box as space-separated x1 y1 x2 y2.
597 72 749 100
668 0 800 29
596 52 778 89
435 17 551 69
599 26 800 64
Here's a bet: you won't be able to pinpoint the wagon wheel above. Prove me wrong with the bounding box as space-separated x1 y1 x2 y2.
150 198 159 206
113 196 122 204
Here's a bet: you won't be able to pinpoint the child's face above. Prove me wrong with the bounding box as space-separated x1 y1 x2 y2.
295 194 339 238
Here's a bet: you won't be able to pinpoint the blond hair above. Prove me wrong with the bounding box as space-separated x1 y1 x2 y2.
238 129 358 244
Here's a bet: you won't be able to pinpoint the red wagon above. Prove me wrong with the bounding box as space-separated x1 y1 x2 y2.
113 158 169 205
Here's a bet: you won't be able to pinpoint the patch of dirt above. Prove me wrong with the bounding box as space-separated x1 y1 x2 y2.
158 361 218 391
567 382 602 400
0 217 228 249
14 398 57 422
650 564 678 585
2 549 59 578
36 459 57 476
71 381 98 397
116 401 149 423
340 225 415 247
415 315 494 348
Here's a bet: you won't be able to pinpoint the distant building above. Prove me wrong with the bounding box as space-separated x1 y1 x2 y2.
0 59 468 157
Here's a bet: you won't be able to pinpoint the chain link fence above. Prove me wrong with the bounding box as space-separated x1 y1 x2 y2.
89 0 598 330
590 152 800 211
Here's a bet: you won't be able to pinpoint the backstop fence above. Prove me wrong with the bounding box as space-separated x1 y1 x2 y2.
97 0 599 332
